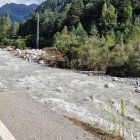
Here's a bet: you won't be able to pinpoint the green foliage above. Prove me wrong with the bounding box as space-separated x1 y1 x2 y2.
1 38 14 46
135 105 140 113
127 50 140 76
121 99 126 138
89 23 98 36
0 14 25 49
14 39 26 49
100 3 117 33
54 25 110 70
36 0 72 13
66 0 84 27
9 22 19 37
0 14 11 40
110 45 128 66
74 23 88 39
1 38 26 49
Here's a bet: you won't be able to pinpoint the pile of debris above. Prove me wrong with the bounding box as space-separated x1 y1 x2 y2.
43 47 65 67
3 46 65 67
11 48 47 64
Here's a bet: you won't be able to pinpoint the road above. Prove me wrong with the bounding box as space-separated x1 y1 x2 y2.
0 91 95 140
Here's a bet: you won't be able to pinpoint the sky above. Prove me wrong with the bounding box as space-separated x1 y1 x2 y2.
0 0 45 7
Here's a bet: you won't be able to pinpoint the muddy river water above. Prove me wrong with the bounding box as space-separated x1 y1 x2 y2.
0 51 139 140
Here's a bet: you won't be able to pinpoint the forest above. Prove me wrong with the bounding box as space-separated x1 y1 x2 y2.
0 0 140 77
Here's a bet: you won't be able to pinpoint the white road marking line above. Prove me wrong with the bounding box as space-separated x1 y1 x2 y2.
0 120 16 140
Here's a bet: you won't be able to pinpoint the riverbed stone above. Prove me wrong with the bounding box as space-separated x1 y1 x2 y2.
111 77 118 81
135 87 140 93
56 86 64 92
104 83 115 88
39 60 45 64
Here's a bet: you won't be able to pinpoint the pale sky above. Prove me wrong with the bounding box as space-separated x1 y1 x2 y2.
0 0 45 7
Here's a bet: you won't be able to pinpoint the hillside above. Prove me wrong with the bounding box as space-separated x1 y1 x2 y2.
36 0 72 13
0 3 38 22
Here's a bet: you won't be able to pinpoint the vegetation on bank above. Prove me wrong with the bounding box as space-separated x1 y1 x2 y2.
67 99 140 140
68 117 124 140
0 0 140 77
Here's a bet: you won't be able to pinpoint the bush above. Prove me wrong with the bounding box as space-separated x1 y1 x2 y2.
25 35 36 48
1 38 14 46
106 51 140 77
13 39 26 49
1 38 26 49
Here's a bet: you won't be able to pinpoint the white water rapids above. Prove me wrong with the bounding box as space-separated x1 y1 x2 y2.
0 51 139 139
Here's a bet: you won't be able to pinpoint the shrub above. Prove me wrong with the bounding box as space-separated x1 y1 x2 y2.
13 39 26 49
1 38 14 46
1 38 26 49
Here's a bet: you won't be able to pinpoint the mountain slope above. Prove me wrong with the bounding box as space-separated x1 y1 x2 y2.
0 3 38 22
36 0 72 13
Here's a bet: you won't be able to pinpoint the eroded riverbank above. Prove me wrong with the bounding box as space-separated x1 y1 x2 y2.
0 50 139 139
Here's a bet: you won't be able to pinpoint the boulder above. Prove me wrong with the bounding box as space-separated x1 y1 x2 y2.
83 97 91 101
111 77 118 81
56 86 64 92
39 60 45 64
4 46 14 51
135 87 140 93
104 83 115 88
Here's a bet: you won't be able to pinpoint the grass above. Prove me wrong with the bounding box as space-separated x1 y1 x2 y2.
121 99 126 138
66 117 125 140
65 99 140 140
135 105 140 113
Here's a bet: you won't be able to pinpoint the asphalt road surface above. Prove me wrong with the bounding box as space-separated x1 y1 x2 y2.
0 92 96 140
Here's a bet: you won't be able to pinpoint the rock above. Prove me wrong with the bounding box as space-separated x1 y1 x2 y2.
56 86 64 92
83 97 91 101
126 114 135 122
111 77 118 81
39 60 45 64
111 100 120 113
87 73 93 76
89 95 94 100
104 83 115 88
4 46 14 51
135 87 140 93
10 48 65 67
0 82 6 90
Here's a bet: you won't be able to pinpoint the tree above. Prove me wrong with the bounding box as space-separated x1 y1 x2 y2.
9 22 19 37
0 14 11 40
89 23 98 36
100 2 117 33
102 1 108 17
66 0 84 27
74 22 88 38
116 0 133 31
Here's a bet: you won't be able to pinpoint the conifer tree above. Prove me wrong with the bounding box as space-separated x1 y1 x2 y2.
9 22 19 37
0 14 11 40
100 2 117 33
66 0 84 27
75 23 88 38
